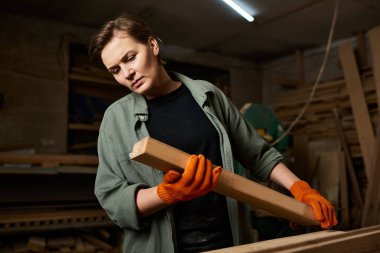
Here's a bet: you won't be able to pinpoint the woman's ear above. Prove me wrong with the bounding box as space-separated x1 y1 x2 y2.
148 36 160 56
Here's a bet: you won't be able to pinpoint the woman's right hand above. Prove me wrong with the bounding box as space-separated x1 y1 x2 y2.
157 154 222 205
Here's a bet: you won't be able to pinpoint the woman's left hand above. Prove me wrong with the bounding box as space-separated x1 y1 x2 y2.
290 180 338 229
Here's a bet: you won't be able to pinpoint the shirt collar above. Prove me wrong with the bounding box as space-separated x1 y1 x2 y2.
132 71 214 116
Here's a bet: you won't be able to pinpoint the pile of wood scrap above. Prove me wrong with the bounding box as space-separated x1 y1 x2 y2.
0 229 122 253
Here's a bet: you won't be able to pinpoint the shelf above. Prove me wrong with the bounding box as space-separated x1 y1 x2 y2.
0 153 98 167
68 123 100 132
0 209 112 234
0 165 97 175
68 141 98 151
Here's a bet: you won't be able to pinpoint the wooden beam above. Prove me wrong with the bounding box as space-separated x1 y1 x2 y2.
338 42 375 177
130 137 319 226
205 225 380 253
368 25 380 120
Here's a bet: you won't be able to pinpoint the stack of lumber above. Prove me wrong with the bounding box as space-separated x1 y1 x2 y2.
269 74 377 159
0 230 122 253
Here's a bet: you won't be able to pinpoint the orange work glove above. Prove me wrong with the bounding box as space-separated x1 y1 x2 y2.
290 180 338 229
157 154 222 205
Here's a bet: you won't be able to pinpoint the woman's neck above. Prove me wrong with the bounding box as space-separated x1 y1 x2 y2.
145 68 181 99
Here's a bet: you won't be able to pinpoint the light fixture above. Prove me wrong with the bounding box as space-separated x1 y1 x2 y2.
221 0 254 22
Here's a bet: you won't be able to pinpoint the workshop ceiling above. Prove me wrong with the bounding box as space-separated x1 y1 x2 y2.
2 0 380 63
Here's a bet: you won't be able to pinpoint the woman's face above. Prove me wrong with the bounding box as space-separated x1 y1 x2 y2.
101 33 160 97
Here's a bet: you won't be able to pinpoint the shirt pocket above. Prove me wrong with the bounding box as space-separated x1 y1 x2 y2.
117 150 159 186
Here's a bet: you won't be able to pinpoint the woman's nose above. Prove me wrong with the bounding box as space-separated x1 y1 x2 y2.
121 64 134 79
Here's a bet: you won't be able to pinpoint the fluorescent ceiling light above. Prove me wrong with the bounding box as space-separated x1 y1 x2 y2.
221 0 254 22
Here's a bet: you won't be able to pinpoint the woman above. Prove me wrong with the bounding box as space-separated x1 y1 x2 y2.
89 13 337 253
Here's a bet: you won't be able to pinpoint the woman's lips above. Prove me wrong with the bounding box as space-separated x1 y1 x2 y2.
132 77 143 89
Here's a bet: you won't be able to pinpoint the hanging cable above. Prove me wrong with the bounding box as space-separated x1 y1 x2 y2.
271 0 340 146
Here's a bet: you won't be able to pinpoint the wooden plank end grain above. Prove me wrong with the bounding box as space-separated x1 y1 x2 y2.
130 137 319 226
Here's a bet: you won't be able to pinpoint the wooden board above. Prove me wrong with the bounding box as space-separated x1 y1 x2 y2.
338 42 375 177
130 137 319 226
205 225 380 253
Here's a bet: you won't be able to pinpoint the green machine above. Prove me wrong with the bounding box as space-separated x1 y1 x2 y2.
242 103 289 154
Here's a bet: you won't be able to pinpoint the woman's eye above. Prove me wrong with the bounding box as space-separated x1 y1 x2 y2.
112 68 120 75
127 55 135 61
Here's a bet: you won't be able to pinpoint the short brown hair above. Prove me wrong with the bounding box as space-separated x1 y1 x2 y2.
89 13 162 66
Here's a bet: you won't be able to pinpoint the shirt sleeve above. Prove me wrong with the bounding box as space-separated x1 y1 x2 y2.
94 127 149 230
214 90 283 181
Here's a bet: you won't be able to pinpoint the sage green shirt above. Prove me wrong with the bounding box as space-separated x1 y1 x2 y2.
95 72 283 253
